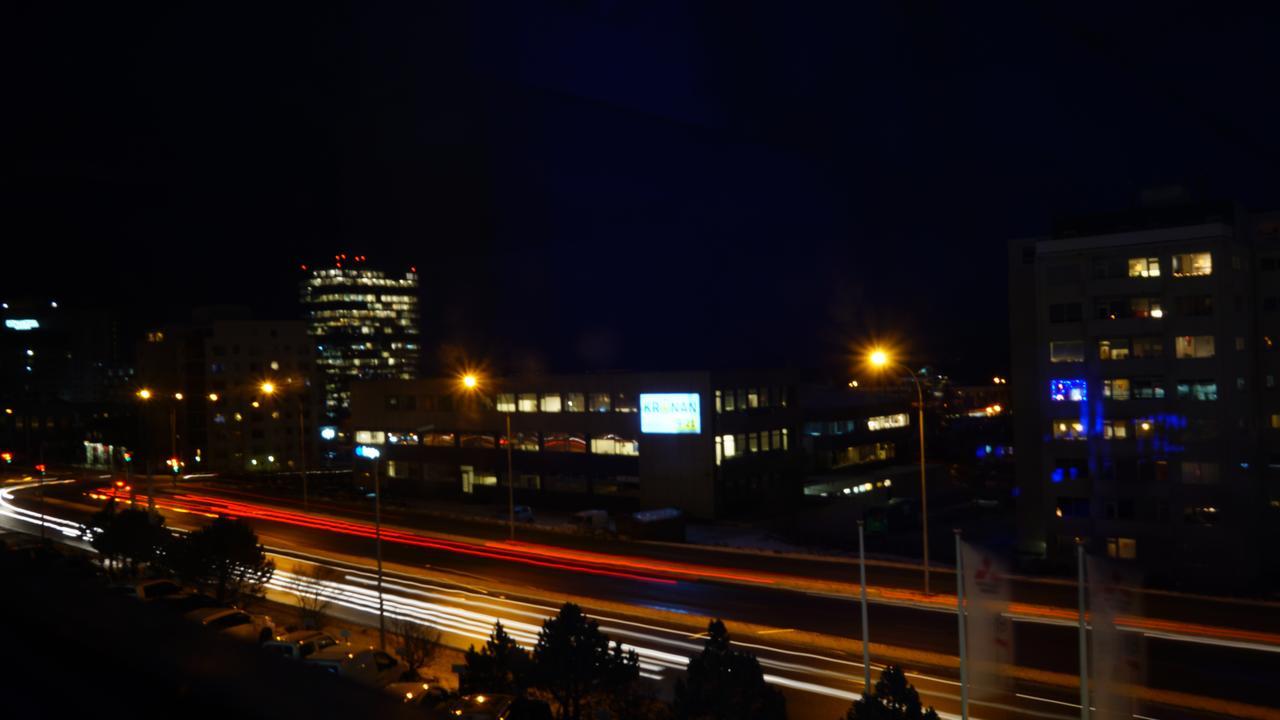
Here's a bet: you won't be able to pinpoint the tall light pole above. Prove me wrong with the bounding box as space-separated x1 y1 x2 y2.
857 519 871 693
261 380 309 512
867 349 932 594
459 373 516 541
136 388 156 511
357 444 386 651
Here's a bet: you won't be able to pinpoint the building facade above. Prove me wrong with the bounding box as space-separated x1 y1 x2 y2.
1009 205 1280 587
350 371 915 518
299 259 420 420
135 311 320 474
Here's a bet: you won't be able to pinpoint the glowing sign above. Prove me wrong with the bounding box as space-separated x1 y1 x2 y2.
1050 379 1087 402
355 445 381 459
639 393 702 434
4 319 39 331
867 413 909 431
319 426 337 441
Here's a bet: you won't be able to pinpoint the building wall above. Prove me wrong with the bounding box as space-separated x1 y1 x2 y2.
1010 209 1278 587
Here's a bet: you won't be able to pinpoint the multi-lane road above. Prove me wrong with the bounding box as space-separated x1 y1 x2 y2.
4 473 1278 720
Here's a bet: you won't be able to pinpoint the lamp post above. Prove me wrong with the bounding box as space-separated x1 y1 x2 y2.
135 389 156 511
260 380 309 512
866 349 932 594
459 373 516 541
356 444 386 651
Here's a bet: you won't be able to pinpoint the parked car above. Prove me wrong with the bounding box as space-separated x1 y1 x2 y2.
262 630 339 661
185 607 279 643
512 505 535 523
383 681 450 707
303 646 406 687
155 592 221 615
134 579 189 602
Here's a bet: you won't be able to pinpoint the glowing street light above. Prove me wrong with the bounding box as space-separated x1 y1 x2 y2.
865 347 933 594
458 372 516 541
207 393 219 402
260 381 276 395
137 388 153 400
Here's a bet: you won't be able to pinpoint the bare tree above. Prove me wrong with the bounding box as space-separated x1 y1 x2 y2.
394 617 442 679
295 564 341 630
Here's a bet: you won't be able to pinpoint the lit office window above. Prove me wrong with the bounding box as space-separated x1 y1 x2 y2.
771 429 782 449
1098 339 1129 360
1134 419 1156 438
1106 537 1137 560
509 432 539 451
723 390 736 412
1049 341 1084 363
1128 257 1160 277
747 389 759 408
355 430 386 445
867 413 910 431
590 434 639 456
1052 420 1087 441
1176 380 1218 401
1174 335 1215 359
540 393 562 413
1171 252 1212 277
544 433 587 453
748 433 759 452
760 432 771 451
517 393 538 412
563 393 585 412
422 432 456 447
496 394 516 413
715 436 723 465
1131 379 1164 399
781 428 789 450
614 393 638 413
589 393 611 412
1102 379 1130 401
1050 379 1087 402
1102 420 1128 439
715 390 723 414
722 434 737 459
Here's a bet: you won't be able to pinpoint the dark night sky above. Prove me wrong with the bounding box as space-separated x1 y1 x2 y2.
6 2 1280 380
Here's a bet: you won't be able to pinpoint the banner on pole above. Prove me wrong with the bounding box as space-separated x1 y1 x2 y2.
1087 556 1146 719
960 541 1012 703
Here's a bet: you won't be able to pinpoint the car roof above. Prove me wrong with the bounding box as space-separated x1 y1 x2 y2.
188 607 238 622
279 630 333 644
308 645 363 662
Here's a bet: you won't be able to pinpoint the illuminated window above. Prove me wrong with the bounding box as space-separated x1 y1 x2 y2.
714 390 723 414
614 393 637 413
589 393 611 412
1174 335 1215 359
1131 379 1164 399
563 393 585 412
723 390 736 412
517 394 538 412
748 433 759 452
1128 257 1160 277
422 432 456 447
1106 537 1137 559
544 433 586 453
539 394 562 413
460 434 496 449
1171 252 1212 277
354 430 386 445
747 389 759 408
721 434 737 459
507 432 539 451
1052 420 1087 441
1050 379 1087 402
867 413 909 431
1176 380 1217 401
496 394 516 413
1102 420 1128 439
1098 339 1129 360
1102 379 1130 401
715 436 723 465
590 434 639 456
1049 341 1084 363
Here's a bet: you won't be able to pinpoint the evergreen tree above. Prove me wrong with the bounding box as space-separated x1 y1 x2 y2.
531 603 639 720
674 620 786 720
463 621 532 695
91 500 167 577
165 516 274 605
843 666 939 720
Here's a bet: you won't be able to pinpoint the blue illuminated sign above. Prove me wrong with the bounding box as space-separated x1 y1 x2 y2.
1049 379 1087 402
355 445 381 459
4 319 39 331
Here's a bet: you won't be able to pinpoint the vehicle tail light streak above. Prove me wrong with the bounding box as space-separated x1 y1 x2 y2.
93 488 677 585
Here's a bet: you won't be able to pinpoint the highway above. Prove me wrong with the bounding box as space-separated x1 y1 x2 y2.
4 474 1278 720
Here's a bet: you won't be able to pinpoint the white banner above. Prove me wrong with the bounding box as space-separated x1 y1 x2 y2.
960 541 1013 702
1087 556 1145 719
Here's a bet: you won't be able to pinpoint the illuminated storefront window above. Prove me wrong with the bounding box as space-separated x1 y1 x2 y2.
1049 379 1087 402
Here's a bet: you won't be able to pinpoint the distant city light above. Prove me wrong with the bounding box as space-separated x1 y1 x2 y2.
356 445 381 459
4 319 39 331
320 426 337 441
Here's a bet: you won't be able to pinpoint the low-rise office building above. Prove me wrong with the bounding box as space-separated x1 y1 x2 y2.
350 371 916 517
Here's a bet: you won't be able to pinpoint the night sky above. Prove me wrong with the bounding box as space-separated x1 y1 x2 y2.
6 2 1280 380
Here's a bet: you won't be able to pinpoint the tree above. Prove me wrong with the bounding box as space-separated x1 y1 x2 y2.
531 602 639 720
674 620 786 720
394 616 442 679
843 666 939 720
166 516 275 605
91 500 168 577
295 564 340 629
463 621 532 695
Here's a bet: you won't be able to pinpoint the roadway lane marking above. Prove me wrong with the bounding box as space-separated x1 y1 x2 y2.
1138 629 1280 654
756 628 794 635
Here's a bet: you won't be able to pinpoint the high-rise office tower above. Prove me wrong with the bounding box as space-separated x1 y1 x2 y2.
300 257 420 420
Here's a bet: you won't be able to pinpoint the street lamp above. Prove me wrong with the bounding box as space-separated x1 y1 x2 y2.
356 443 386 651
865 348 932 594
260 379 309 512
458 373 516 541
